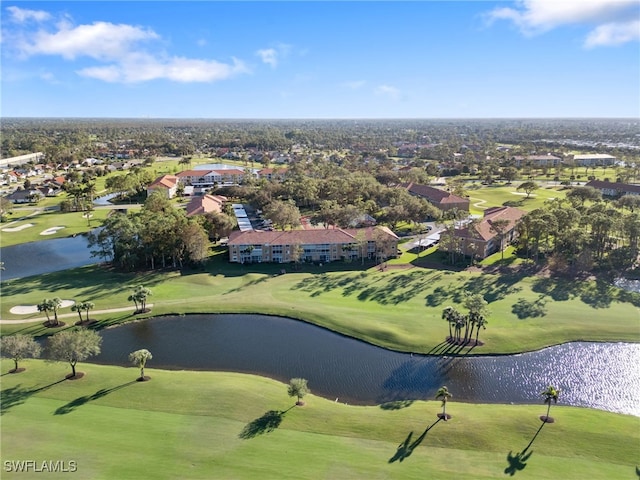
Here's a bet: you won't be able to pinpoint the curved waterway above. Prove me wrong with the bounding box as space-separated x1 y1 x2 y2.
90 314 640 416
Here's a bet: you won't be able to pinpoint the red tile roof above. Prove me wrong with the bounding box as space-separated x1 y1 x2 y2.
148 174 178 189
402 182 468 205
186 194 227 216
456 206 526 242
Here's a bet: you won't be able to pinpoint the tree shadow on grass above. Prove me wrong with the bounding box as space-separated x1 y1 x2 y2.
380 400 414 410
504 421 546 476
239 406 295 440
389 417 442 463
54 380 137 415
1 378 67 415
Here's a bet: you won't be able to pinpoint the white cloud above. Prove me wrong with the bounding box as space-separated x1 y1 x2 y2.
256 48 278 68
4 8 251 84
485 0 639 47
256 43 292 68
374 85 400 100
78 54 249 83
6 6 51 23
18 21 159 60
584 20 640 48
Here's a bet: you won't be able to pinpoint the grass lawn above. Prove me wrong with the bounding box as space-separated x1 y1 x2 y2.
466 183 567 215
1 359 637 479
0 209 110 247
2 251 639 354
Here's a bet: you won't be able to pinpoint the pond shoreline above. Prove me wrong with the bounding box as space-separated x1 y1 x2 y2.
80 313 640 416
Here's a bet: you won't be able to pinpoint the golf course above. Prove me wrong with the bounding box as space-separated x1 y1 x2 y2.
1 359 638 479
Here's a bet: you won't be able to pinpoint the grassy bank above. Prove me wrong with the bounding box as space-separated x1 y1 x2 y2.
1 209 110 247
2 255 639 354
1 360 637 479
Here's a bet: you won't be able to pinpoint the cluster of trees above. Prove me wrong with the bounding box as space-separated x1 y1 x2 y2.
1 331 154 382
128 286 152 313
516 188 640 274
219 160 441 231
37 298 64 327
88 193 213 270
105 168 155 200
441 294 489 346
70 302 95 324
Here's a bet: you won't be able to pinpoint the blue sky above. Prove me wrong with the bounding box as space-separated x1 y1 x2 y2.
2 1 639 118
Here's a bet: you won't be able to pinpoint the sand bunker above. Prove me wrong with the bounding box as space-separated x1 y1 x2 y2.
10 300 75 315
510 192 536 197
40 226 65 235
2 223 35 232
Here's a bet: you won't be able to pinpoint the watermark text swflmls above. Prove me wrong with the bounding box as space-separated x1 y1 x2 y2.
4 460 77 473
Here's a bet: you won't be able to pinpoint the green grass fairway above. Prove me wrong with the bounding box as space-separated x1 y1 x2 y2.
1 360 637 479
467 183 567 215
2 258 639 354
1 209 110 247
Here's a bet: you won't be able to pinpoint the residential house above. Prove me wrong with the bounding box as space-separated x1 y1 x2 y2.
403 182 470 212
228 226 398 264
147 175 179 198
439 206 526 259
185 194 227 217
585 180 640 197
5 188 45 204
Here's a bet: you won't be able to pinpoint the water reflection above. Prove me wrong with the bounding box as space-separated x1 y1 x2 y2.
1 235 95 280
90 314 640 416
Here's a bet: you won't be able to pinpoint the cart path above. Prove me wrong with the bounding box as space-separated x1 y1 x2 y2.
0 304 154 324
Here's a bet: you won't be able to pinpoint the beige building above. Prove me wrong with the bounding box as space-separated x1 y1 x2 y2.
439 206 526 259
228 226 398 264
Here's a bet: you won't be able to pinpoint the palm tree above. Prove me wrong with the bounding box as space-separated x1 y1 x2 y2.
474 314 488 345
129 349 153 380
441 306 455 341
37 299 52 324
50 297 63 326
540 385 561 423
82 301 95 322
71 303 84 323
133 285 152 312
435 385 452 420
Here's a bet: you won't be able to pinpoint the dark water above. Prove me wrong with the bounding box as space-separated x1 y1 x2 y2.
90 314 640 416
1 235 95 281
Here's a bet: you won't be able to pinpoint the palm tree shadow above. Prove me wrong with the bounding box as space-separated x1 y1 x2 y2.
504 421 546 476
54 381 137 415
1 378 67 415
239 405 295 440
389 417 442 463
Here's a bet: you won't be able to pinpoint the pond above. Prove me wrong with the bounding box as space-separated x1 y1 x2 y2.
1 235 95 281
90 314 640 416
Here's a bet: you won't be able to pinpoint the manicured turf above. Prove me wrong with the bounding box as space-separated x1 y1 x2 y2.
0 209 110 247
466 183 567 215
2 254 639 355
1 360 637 479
